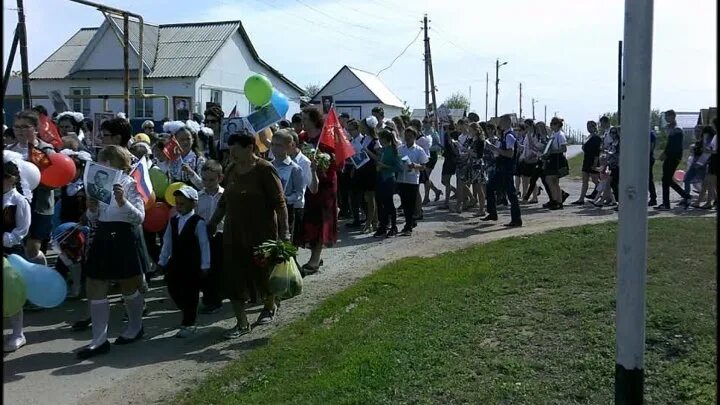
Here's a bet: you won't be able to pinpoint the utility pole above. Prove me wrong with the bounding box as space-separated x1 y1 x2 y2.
544 105 547 122
16 0 32 109
615 1 653 403
427 29 438 132
618 40 623 125
123 14 130 116
469 85 472 111
531 97 537 120
494 58 508 119
485 72 489 121
519 82 523 119
423 15 430 118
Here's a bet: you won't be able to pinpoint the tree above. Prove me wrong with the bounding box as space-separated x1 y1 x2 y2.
401 101 411 117
443 92 470 111
305 83 322 98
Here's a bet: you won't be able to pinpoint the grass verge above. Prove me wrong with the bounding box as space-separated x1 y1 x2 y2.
568 150 687 180
179 218 716 404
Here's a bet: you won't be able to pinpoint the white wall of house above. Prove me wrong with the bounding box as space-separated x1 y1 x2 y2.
196 31 302 120
312 68 402 120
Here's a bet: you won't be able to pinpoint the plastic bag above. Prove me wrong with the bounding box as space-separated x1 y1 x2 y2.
268 259 303 299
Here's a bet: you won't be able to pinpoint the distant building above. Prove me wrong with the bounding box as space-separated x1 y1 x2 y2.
310 65 405 120
4 18 304 130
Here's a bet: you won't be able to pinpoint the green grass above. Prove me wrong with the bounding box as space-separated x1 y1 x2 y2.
179 218 716 404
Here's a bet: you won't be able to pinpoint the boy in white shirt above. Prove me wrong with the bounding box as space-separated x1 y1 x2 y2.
397 128 429 236
196 160 225 314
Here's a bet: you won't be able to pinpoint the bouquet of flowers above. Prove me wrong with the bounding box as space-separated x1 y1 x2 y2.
253 239 298 268
300 144 332 172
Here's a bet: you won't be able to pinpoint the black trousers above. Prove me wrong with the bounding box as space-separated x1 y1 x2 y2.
397 183 418 231
610 165 620 202
661 157 689 205
349 184 366 223
648 158 657 202
338 169 352 216
287 207 304 243
377 176 397 229
486 170 522 222
166 267 201 326
143 230 161 264
201 233 223 307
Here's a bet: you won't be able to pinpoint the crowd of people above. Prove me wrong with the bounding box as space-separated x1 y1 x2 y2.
3 103 717 359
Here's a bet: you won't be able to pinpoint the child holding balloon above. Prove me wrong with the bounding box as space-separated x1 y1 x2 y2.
3 160 31 352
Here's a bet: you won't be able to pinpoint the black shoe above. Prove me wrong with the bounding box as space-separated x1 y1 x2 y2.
373 228 388 238
387 227 399 237
562 191 570 203
654 204 671 211
542 201 554 208
399 228 413 236
586 190 598 199
77 340 111 360
301 263 320 275
549 202 564 210
480 214 498 222
503 221 522 228
571 200 585 205
114 327 144 345
72 318 92 332
648 200 657 207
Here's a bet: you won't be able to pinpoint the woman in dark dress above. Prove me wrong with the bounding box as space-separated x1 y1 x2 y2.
297 107 338 274
209 131 289 338
572 120 602 205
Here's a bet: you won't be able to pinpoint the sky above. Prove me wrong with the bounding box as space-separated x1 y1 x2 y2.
3 0 717 133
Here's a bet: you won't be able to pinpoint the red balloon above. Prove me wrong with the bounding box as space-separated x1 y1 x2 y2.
143 202 171 233
40 153 77 188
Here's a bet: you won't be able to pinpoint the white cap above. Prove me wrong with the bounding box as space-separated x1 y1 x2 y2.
174 185 198 201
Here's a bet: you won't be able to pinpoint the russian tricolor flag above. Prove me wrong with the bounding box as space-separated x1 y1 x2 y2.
130 156 154 203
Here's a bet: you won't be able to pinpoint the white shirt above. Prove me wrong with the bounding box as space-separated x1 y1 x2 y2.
85 173 145 225
3 188 31 248
397 144 429 184
158 210 211 270
549 130 567 153
602 129 614 152
197 186 224 235
292 151 312 196
416 134 432 156
272 156 306 208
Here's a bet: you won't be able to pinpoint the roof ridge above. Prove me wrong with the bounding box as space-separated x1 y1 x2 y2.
158 20 241 28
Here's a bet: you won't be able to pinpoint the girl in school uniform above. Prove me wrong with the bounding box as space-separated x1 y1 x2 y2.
163 121 206 190
3 160 32 352
77 145 148 359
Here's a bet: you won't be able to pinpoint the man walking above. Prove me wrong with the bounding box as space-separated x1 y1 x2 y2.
482 114 522 227
655 109 691 210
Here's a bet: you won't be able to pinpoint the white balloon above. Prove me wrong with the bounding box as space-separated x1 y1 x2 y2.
17 160 40 191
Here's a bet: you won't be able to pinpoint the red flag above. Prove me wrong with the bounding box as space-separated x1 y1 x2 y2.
29 145 52 170
38 113 64 150
228 104 238 118
319 107 355 169
163 136 182 161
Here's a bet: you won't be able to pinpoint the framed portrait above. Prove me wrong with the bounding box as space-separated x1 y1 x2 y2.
350 150 370 169
246 103 282 135
173 96 191 121
321 96 334 114
92 112 115 149
83 161 121 206
220 117 252 151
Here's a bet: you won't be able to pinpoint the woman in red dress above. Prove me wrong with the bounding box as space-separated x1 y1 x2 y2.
297 107 337 274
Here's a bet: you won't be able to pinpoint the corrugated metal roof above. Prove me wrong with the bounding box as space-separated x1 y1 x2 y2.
29 28 97 79
28 20 303 93
675 112 700 129
347 67 405 108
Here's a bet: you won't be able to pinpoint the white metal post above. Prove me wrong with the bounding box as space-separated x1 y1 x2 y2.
615 0 654 403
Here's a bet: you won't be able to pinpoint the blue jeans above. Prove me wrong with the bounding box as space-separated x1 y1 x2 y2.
683 165 706 195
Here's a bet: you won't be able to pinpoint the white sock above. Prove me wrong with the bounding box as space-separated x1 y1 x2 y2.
89 299 109 349
121 291 144 338
10 310 24 338
69 263 82 296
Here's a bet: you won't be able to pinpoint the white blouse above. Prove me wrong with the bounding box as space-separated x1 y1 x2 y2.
85 173 145 225
3 188 31 248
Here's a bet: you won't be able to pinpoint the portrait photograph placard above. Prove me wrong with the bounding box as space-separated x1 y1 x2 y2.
83 161 121 206
246 103 282 134
220 117 252 150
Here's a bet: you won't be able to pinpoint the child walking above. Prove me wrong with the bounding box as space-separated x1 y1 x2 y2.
158 186 211 338
3 160 32 352
196 160 225 313
374 129 403 238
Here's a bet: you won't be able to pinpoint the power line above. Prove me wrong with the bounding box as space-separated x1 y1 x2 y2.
293 0 373 31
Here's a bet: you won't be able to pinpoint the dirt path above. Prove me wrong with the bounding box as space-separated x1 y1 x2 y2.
4 157 710 405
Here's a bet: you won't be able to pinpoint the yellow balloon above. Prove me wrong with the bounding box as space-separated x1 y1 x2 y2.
134 133 151 144
164 182 185 206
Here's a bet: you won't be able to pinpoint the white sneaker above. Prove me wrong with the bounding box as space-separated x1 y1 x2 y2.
175 326 197 338
4 335 27 352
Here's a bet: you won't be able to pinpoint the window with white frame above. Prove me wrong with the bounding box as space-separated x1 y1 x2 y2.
210 89 222 106
70 87 91 116
132 87 154 118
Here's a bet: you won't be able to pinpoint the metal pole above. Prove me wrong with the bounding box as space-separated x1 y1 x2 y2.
615 1 653 403
469 85 472 111
423 15 429 117
427 24 438 132
544 105 547 122
16 0 32 109
618 40 623 125
123 14 130 116
494 59 499 118
531 98 536 120
519 82 522 118
485 72 489 121
2 28 20 101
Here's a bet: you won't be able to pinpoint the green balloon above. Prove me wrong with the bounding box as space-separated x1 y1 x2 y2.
244 74 273 107
4 258 27 318
149 167 170 201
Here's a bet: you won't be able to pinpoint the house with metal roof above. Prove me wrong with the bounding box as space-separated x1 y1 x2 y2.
4 18 304 129
310 66 405 120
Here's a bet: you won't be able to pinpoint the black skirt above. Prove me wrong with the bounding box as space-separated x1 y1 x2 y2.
516 160 537 177
85 221 149 280
544 154 568 177
709 154 718 175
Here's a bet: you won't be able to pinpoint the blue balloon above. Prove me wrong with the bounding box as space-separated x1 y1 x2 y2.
7 254 67 308
270 89 289 118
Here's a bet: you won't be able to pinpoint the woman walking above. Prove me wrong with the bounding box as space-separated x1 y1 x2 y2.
543 117 569 210
572 120 602 205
